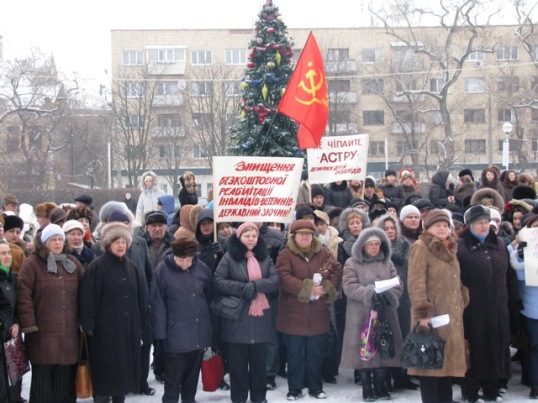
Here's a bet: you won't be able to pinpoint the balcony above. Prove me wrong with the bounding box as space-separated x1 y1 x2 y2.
329 92 357 104
325 59 357 74
153 94 184 107
151 126 186 138
148 61 186 76
391 122 426 134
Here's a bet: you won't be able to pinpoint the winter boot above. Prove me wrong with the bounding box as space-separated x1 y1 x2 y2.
359 369 375 402
373 368 391 400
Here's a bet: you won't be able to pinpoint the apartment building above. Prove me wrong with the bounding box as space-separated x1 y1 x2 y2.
110 25 538 189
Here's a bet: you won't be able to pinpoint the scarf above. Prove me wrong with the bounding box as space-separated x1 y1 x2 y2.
0 264 10 276
245 251 269 316
470 229 487 243
47 253 77 274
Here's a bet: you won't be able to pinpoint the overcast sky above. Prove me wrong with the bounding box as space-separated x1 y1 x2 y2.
0 0 529 93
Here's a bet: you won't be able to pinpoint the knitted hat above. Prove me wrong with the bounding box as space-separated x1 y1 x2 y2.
489 208 502 222
236 222 259 237
108 209 130 223
385 169 396 177
399 205 420 221
412 198 434 212
74 194 93 206
452 212 465 224
145 211 168 226
349 199 369 208
171 237 199 257
290 219 316 234
364 177 376 188
311 184 325 199
35 202 58 218
49 207 67 225
422 209 452 230
100 222 132 251
2 194 19 207
3 215 23 232
364 235 382 244
295 205 315 220
41 224 65 243
314 210 330 225
66 206 94 224
464 205 491 226
99 201 129 222
62 220 85 234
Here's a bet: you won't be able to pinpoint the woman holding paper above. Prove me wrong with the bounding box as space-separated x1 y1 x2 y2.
340 226 403 402
457 205 518 403
407 209 469 403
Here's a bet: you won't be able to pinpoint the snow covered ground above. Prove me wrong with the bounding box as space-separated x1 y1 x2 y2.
18 360 536 402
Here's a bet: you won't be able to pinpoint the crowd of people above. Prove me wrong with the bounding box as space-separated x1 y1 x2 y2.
0 165 537 402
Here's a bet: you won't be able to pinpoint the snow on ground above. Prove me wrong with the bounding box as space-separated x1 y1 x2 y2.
19 359 536 402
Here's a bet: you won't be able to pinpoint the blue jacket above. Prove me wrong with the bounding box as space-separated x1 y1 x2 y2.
158 195 176 227
150 252 213 353
509 245 538 320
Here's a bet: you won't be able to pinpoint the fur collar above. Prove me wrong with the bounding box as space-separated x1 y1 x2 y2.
33 234 72 260
227 232 268 262
418 231 457 263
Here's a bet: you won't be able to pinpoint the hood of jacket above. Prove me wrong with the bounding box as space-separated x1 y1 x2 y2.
226 231 269 262
470 187 504 211
179 204 202 234
195 208 214 242
351 227 391 264
338 207 370 234
431 171 450 188
139 170 159 191
158 195 175 215
375 213 401 241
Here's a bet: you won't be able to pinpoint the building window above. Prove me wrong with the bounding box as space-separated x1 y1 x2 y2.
330 110 351 124
396 140 417 156
430 78 445 93
194 143 210 159
396 110 419 123
464 109 486 123
225 81 242 96
362 79 384 94
226 49 247 65
328 79 351 93
498 109 513 122
191 81 213 96
122 51 144 66
157 114 181 127
498 139 517 153
363 110 384 125
6 126 21 152
156 81 180 96
147 47 186 64
124 81 145 98
125 114 144 128
362 48 381 63
191 50 212 65
464 77 485 93
159 144 181 158
192 113 211 129
496 45 519 61
467 51 485 62
369 141 385 156
532 109 538 122
158 145 166 158
465 139 486 154
327 48 349 61
497 76 519 92
429 140 441 154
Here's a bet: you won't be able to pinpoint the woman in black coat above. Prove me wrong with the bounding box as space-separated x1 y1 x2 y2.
457 205 520 402
214 222 279 403
0 242 16 403
80 222 149 403
150 238 213 403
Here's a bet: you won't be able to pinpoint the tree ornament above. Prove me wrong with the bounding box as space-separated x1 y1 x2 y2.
262 84 268 100
267 27 276 34
257 37 263 44
281 88 286 96
266 61 276 69
277 15 283 21
247 62 256 68
241 110 247 120
241 81 248 90
275 52 281 65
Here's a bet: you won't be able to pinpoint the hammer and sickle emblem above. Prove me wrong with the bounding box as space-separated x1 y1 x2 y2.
295 61 326 106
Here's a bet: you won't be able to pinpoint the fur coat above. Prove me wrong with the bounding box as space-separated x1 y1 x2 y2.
407 231 469 377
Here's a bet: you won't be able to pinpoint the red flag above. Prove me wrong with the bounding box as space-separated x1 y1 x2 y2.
277 32 328 149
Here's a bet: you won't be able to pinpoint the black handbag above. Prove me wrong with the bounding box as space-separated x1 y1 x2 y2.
210 295 245 320
401 323 445 370
378 309 395 360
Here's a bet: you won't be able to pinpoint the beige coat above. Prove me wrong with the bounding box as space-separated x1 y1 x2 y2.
407 231 470 377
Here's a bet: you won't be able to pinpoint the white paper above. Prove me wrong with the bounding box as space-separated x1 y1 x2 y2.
431 314 450 328
517 227 538 286
374 276 400 293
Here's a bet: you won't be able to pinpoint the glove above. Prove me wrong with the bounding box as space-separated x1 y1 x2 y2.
518 241 528 259
241 282 257 300
211 242 223 254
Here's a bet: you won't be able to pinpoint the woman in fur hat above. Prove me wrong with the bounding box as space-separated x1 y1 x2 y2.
150 237 213 403
276 220 342 400
17 224 84 403
214 222 280 403
67 205 95 247
80 222 149 403
340 227 403 401
408 209 469 403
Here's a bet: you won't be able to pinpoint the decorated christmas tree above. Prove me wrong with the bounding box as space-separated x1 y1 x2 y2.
229 0 299 157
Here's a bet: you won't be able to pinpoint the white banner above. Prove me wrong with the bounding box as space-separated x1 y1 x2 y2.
518 227 538 286
307 134 369 184
213 156 303 224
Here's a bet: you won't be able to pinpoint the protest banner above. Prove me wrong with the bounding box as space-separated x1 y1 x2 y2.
306 134 369 184
213 156 303 223
518 227 538 286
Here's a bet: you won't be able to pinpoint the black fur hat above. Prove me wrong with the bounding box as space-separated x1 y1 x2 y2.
512 185 536 201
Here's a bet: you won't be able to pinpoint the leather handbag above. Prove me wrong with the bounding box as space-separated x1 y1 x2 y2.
76 331 93 399
401 323 445 370
210 295 245 320
201 347 224 392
